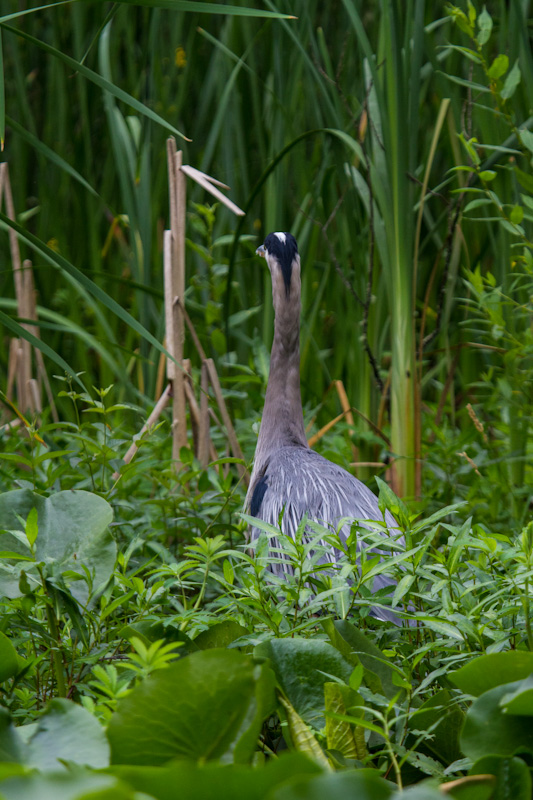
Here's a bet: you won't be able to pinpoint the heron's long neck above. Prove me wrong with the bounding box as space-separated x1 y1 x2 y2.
254 277 308 468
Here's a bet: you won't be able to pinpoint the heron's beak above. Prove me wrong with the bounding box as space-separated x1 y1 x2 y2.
256 244 266 258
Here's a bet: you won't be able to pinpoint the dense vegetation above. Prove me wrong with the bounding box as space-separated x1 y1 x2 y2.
0 1 532 798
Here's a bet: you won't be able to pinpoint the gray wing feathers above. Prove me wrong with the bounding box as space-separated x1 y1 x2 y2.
248 446 404 622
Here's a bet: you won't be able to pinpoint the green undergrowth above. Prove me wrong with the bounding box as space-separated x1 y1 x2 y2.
0 406 532 798
0 0 532 797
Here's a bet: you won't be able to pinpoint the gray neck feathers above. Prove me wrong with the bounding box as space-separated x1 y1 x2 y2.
251 254 308 479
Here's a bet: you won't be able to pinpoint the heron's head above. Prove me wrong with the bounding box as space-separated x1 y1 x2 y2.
256 232 299 298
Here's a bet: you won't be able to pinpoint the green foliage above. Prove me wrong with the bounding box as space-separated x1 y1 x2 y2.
0 0 533 798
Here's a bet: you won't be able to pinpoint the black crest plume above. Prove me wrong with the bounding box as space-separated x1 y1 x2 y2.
263 232 298 295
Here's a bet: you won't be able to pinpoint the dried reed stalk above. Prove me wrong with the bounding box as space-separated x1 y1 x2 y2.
204 358 249 485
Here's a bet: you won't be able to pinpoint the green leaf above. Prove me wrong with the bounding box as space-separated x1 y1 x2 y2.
119 620 198 654
514 166 533 193
278 695 330 770
478 170 496 182
374 476 409 529
392 574 415 607
0 489 115 605
500 674 533 716
487 54 509 80
108 649 276 765
324 682 364 759
499 218 524 236
519 128 533 155
408 689 464 765
255 638 353 730
349 663 364 692
477 7 492 45
446 7 474 37
323 619 401 700
441 72 489 94
0 633 19 682
0 1 74 23
24 508 38 550
26 698 110 770
510 205 524 225
0 30 4 151
501 60 521 99
111 755 322 800
114 0 296 17
193 620 247 650
0 707 27 764
269 769 393 800
469 756 531 800
0 770 136 799
461 681 533 760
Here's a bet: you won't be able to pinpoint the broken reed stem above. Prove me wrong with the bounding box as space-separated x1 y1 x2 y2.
198 360 210 468
335 379 359 466
166 139 188 465
204 358 249 486
174 150 187 455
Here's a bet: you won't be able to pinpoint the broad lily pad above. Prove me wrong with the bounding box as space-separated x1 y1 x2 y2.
0 700 109 771
111 753 322 800
0 489 115 604
108 648 276 766
461 680 533 760
449 652 533 697
255 638 353 730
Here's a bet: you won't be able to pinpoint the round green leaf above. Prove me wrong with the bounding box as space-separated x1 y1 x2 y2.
0 770 135 800
500 674 533 716
108 649 276 766
26 699 110 771
194 621 248 650
470 755 531 800
461 681 533 760
450 652 533 697
0 490 115 604
487 54 508 80
510 204 524 225
255 638 353 730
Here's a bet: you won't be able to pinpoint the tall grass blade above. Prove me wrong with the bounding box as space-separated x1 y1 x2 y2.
113 0 297 16
0 23 191 142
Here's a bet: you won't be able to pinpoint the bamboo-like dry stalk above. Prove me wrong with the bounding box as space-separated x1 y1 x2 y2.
166 139 188 464
335 379 359 466
198 360 210 468
163 229 175 382
183 359 199 452
204 358 249 485
174 151 188 456
180 164 245 216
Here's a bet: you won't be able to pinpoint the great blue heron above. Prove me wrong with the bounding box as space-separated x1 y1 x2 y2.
246 231 404 623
